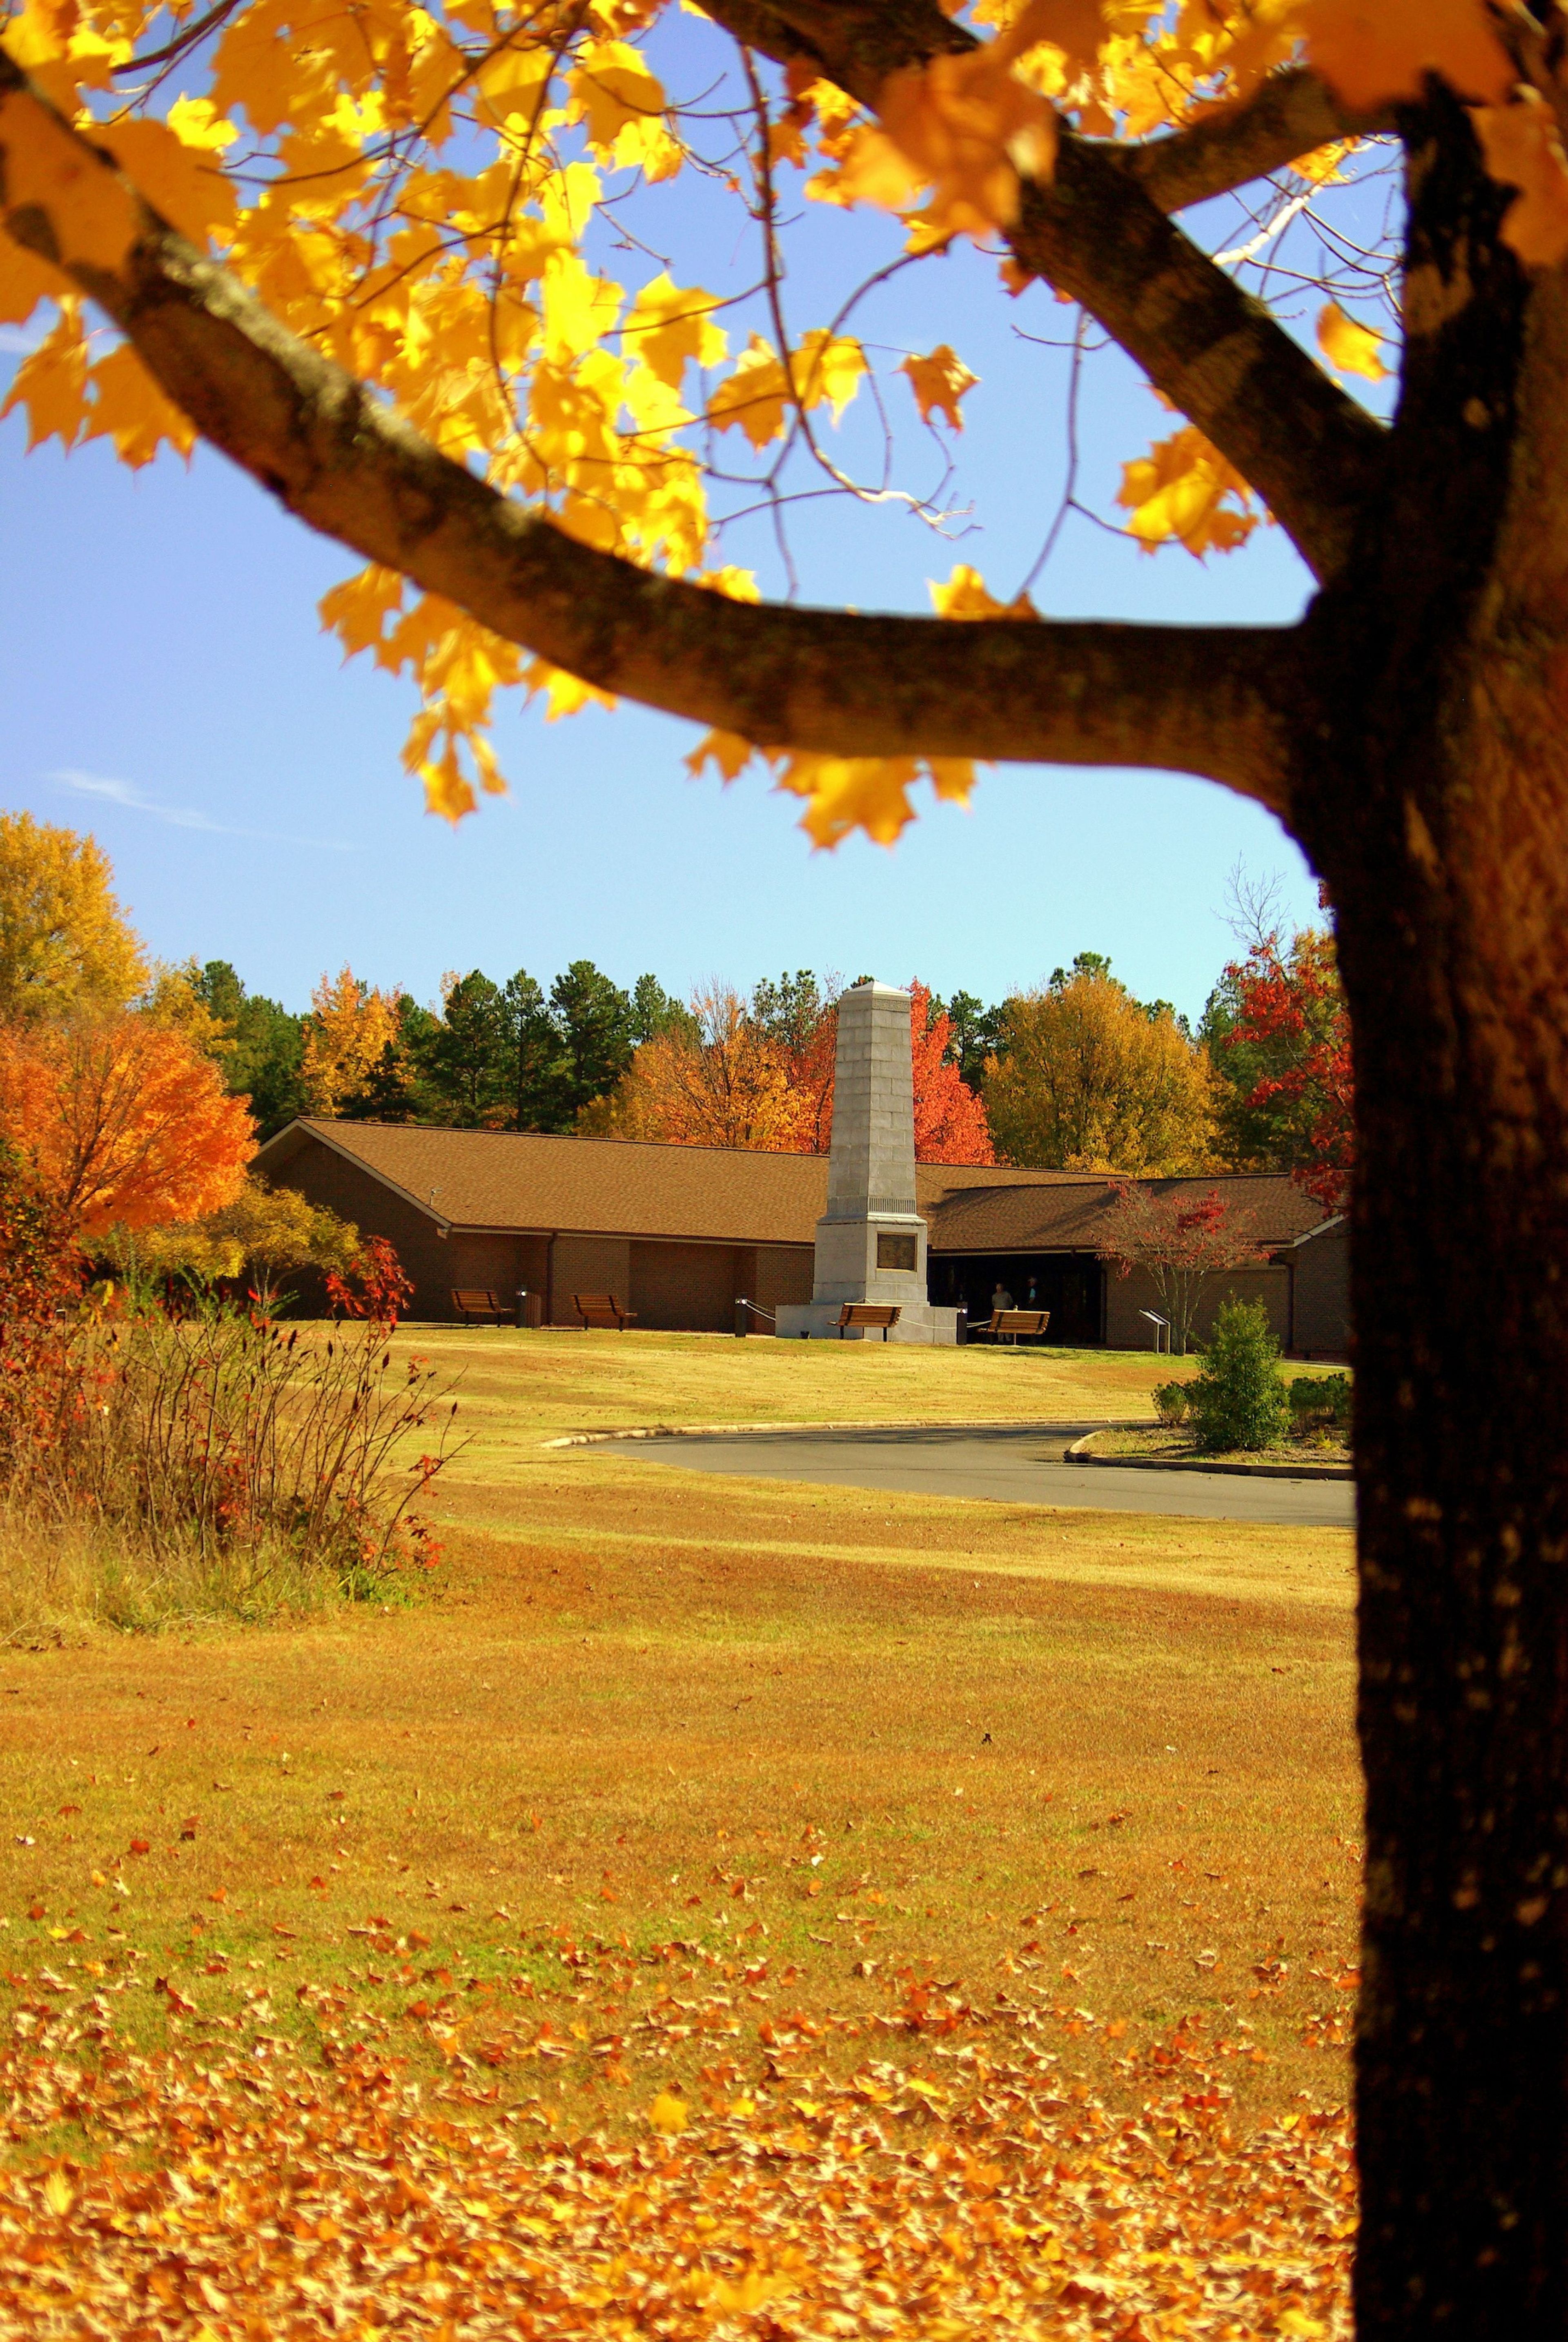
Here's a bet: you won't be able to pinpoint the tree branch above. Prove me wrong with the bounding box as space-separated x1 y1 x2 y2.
0 51 1303 812
1114 67 1396 216
699 0 1388 585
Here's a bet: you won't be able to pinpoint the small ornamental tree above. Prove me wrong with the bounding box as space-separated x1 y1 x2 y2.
102 1176 361 1311
1097 1182 1268 1356
1187 1296 1291 1453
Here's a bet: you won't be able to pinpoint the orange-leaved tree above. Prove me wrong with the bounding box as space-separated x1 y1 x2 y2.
0 1013 254 1234
911 983 995 1164
588 982 808 1150
11 0 1568 2319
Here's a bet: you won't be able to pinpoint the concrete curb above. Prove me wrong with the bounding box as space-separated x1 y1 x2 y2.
1063 1431 1353 1482
542 1416 1149 1452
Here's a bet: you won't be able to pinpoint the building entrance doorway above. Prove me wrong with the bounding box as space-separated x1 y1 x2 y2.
928 1253 1104 1345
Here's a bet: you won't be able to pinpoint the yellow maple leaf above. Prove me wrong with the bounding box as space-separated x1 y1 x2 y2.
541 249 620 364
692 568 760 601
708 330 865 448
1316 301 1388 383
929 563 1037 619
566 39 674 174
42 2171 73 2217
625 272 727 388
81 341 198 468
864 0 1063 246
647 2090 689 2134
1474 90 1568 271
902 344 979 430
792 328 867 421
775 752 924 846
976 0 1108 78
770 751 977 847
1118 423 1262 558
0 298 88 449
684 729 758 784
1297 0 1515 110
319 567 408 659
0 227 67 325
0 84 140 275
522 656 617 720
472 40 556 134
97 112 237 250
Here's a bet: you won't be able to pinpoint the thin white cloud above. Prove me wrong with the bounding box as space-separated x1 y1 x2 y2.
0 323 49 356
49 769 354 853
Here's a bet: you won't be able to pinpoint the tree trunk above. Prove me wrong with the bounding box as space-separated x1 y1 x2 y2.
1291 100 1568 2336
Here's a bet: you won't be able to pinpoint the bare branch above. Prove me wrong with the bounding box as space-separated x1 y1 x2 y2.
697 0 1388 585
0 52 1304 811
1115 68 1396 216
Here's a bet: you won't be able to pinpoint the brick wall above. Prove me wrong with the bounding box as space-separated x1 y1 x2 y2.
268 1138 454 1319
550 1236 633 1324
630 1241 742 1332
752 1245 813 1314
1292 1225 1351 1358
1105 1262 1292 1353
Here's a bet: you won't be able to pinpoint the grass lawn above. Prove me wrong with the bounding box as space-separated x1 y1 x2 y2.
1085 1427 1352 1469
0 1334 1361 2335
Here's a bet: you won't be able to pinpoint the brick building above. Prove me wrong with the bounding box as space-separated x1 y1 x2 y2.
254 1118 1349 1354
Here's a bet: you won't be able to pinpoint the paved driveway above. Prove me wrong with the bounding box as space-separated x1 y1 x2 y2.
618 1424 1355 1528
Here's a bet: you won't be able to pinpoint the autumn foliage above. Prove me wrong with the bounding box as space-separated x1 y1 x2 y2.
9 0 1564 841
596 978 993 1163
1097 1182 1269 1356
984 966 1215 1175
1218 927 1354 1213
0 1010 253 1236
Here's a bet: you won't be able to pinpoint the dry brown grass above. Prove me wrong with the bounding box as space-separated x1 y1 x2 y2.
401 1322 1183 1447
0 1401 1359 2147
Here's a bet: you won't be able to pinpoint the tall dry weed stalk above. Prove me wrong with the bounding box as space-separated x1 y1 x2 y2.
0 1185 462 1630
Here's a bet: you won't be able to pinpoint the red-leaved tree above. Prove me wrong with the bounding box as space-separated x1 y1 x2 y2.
801 980 995 1165
1210 926 1353 1213
1097 1183 1268 1356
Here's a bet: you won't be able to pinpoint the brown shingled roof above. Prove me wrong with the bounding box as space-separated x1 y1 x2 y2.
256 1120 832 1244
255 1121 1322 1255
920 1172 1324 1254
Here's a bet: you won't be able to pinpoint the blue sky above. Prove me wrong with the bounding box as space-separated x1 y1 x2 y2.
1 23 1378 1026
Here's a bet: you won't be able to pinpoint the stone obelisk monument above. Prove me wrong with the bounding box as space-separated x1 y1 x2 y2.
776 981 959 1344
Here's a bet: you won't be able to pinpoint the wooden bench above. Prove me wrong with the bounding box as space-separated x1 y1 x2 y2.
837 1302 901 1342
984 1307 1051 1345
574 1292 637 1330
452 1288 511 1326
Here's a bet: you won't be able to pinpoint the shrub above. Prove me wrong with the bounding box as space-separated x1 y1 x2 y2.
0 1230 463 1625
1289 1371 1352 1437
1152 1379 1191 1428
1187 1298 1290 1453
